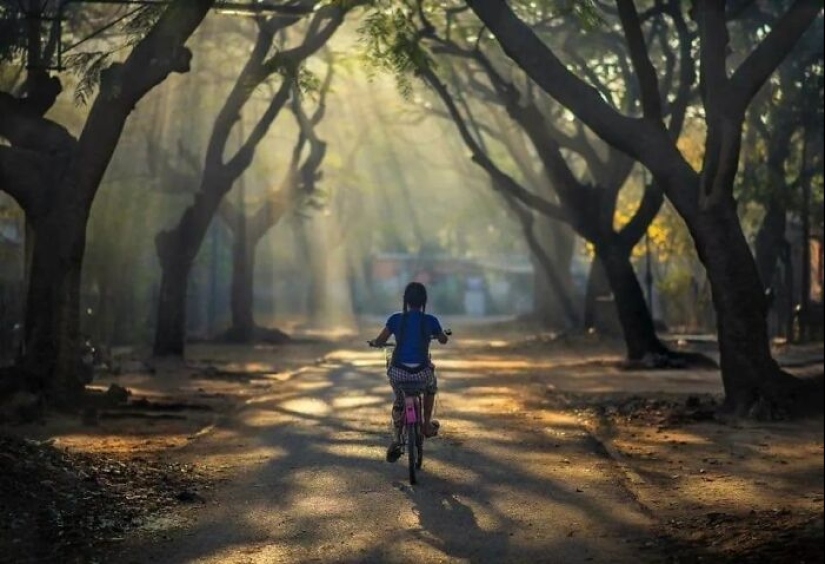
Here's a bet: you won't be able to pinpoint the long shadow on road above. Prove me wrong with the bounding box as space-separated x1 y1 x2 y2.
112 348 657 564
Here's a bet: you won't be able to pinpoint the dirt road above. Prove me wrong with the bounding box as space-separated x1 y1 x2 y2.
113 341 662 563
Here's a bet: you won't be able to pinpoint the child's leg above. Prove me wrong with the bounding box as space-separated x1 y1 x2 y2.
423 368 438 436
391 391 403 440
424 393 435 426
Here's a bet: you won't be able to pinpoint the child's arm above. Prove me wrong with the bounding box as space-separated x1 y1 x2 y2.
369 326 392 347
432 318 449 344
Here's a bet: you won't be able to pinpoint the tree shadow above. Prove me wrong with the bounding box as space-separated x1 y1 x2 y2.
106 351 658 563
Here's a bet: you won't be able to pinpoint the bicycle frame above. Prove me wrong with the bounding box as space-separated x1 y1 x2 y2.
404 394 419 426
397 386 424 484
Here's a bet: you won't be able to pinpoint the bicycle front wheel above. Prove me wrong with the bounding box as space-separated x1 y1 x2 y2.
407 422 417 485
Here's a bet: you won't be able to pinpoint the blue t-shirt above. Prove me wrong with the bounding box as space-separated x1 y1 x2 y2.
386 311 443 364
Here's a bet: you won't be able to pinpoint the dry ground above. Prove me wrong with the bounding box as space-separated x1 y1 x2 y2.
0 327 822 563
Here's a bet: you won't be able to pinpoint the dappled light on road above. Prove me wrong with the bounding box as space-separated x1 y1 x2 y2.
109 343 661 563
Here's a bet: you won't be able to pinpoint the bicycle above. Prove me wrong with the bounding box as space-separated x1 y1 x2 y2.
369 330 450 485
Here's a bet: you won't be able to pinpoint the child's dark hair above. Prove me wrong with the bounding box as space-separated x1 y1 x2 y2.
403 282 427 312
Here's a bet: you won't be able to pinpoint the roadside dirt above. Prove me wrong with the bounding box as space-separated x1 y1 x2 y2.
0 340 336 564
1 329 822 563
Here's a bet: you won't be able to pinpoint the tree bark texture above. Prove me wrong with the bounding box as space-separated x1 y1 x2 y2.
464 0 821 414
755 198 788 289
1 1 214 402
153 245 191 358
228 232 258 342
692 201 800 413
152 4 345 355
596 241 669 360
23 207 86 400
583 256 610 331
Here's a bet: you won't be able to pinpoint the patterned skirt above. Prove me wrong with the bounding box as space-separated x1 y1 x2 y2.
387 364 437 396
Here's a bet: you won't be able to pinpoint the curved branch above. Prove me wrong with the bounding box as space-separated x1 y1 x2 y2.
665 0 697 140
463 0 687 189
616 0 663 119
618 181 664 250
421 66 567 224
225 77 292 174
729 0 822 117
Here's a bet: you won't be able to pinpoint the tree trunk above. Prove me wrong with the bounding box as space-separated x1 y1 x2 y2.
153 234 192 356
584 258 610 331
23 209 87 403
531 253 557 328
228 233 257 342
595 240 669 360
754 196 787 289
153 172 231 356
692 202 800 414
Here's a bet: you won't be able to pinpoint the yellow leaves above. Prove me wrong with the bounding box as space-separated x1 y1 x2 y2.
614 178 692 262
641 204 693 262
676 120 706 172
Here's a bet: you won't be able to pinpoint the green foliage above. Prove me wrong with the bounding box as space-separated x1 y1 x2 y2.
357 2 434 98
295 65 322 97
511 0 603 30
64 51 110 106
122 5 166 45
62 4 167 106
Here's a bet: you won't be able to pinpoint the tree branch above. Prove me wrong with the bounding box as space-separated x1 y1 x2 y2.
75 0 215 209
0 91 76 153
665 0 697 139
463 0 701 215
619 181 665 250
696 0 731 119
0 145 50 214
464 0 650 154
616 0 663 119
421 65 567 224
225 77 292 174
291 85 327 193
729 0 822 117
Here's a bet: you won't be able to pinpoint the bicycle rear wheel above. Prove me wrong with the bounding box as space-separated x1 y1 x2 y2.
416 425 423 469
407 422 417 485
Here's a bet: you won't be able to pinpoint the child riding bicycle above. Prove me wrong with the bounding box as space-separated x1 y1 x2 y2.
369 282 449 463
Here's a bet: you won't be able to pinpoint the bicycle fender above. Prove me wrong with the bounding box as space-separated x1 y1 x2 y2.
404 397 417 423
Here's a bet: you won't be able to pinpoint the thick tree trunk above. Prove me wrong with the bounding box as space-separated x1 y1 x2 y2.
584 258 610 331
595 241 669 360
153 174 230 356
531 254 559 328
227 234 258 342
153 235 192 356
755 196 787 289
23 209 87 403
692 202 801 414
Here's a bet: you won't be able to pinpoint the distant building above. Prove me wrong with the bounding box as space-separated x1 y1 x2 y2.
366 253 533 316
